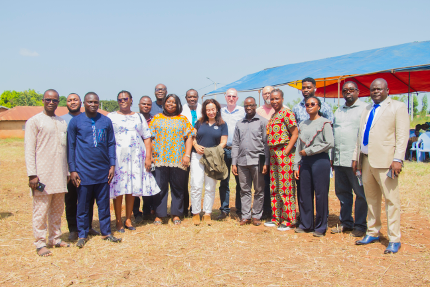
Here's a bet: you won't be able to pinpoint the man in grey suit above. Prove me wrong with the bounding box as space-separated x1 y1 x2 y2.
352 78 409 254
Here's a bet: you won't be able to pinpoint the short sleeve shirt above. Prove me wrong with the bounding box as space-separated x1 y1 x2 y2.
267 107 297 147
149 113 196 170
193 121 228 152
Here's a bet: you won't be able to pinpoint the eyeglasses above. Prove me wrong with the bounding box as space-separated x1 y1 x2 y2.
117 98 129 103
43 99 59 104
244 104 256 108
305 102 317 107
342 88 358 94
155 88 166 92
226 95 237 99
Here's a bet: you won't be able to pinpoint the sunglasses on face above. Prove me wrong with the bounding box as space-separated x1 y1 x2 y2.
155 88 166 92
44 99 59 103
342 88 358 94
305 102 317 107
117 98 129 103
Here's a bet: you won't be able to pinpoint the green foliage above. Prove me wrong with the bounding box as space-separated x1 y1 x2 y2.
421 94 428 116
100 100 119 112
413 94 419 116
391 94 408 104
285 97 301 109
59 96 67 107
410 115 430 129
0 89 43 107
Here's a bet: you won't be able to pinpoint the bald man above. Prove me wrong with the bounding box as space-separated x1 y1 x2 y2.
61 93 99 240
25 89 69 256
218 88 246 220
353 78 409 254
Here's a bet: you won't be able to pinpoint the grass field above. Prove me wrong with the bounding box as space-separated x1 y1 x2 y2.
1 138 430 286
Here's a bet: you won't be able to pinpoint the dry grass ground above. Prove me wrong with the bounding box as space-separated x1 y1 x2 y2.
1 138 430 286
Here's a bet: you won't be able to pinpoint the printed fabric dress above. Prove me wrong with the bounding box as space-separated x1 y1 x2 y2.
266 107 297 227
149 114 196 170
108 112 160 198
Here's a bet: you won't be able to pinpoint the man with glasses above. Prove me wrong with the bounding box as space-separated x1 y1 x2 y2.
25 89 69 257
68 92 121 248
61 93 100 241
232 97 269 226
218 88 245 220
133 95 155 223
150 84 167 117
331 81 367 237
181 89 202 216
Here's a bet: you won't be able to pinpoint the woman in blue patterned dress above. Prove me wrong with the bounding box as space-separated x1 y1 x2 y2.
108 91 160 232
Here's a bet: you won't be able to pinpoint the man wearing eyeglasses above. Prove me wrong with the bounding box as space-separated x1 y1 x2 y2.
25 89 69 257
150 84 167 117
331 81 367 237
61 93 100 241
218 88 246 220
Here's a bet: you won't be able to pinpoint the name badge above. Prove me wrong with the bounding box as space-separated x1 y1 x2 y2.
214 126 218 130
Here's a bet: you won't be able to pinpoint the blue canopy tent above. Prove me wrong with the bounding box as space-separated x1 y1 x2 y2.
204 41 430 110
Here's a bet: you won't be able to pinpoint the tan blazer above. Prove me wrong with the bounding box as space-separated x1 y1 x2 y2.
352 97 409 169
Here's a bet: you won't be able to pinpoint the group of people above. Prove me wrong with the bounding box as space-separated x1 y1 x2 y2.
25 77 409 257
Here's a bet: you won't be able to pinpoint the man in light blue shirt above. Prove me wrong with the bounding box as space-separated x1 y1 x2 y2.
331 82 367 237
218 88 245 220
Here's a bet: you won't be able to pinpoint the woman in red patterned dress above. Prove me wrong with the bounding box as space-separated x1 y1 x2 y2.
264 89 299 231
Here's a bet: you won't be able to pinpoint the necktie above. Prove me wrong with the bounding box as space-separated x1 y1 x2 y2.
363 104 379 146
191 110 197 126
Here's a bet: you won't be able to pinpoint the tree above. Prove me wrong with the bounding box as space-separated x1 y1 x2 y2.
10 89 43 107
59 96 67 107
0 90 20 108
391 94 407 104
100 100 119 112
285 97 301 109
413 94 419 116
421 94 428 116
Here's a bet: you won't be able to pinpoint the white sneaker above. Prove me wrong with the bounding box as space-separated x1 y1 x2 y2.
277 224 292 231
264 222 277 227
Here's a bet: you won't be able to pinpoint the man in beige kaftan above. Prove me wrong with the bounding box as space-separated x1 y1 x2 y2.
25 89 69 256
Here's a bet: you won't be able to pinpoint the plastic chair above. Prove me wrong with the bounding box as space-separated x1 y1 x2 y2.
416 133 430 163
410 141 418 160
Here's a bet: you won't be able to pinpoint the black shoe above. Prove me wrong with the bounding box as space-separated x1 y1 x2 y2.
295 227 311 233
351 229 366 237
76 238 86 248
331 226 353 234
216 211 228 221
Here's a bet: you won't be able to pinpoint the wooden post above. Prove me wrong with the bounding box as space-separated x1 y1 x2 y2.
324 78 326 102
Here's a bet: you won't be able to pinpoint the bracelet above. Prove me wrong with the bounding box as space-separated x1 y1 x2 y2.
185 154 190 158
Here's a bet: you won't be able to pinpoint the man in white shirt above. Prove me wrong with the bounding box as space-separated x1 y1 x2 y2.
217 88 246 220
181 89 202 216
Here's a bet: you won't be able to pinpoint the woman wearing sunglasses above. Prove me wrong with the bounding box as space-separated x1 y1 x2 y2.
108 91 160 232
293 96 334 237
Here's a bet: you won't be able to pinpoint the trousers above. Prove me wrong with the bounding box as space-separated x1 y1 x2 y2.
219 148 241 214
299 152 330 233
65 181 94 232
190 152 217 214
153 166 187 217
77 183 111 238
238 165 264 220
333 166 367 231
362 155 401 242
33 192 65 249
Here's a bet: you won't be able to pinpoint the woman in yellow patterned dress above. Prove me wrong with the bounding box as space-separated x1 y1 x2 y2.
264 89 299 231
149 94 196 225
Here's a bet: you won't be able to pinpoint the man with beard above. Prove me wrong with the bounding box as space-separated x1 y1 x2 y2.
331 82 367 237
150 84 167 117
61 93 100 240
133 95 155 223
292 77 334 125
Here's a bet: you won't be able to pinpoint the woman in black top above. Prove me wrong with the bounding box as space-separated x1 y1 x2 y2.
190 99 228 226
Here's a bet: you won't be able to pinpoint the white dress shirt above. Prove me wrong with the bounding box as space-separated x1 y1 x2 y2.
182 103 202 127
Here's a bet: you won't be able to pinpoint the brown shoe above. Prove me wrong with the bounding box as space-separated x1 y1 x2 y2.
192 214 200 226
252 218 262 226
203 214 212 226
239 219 251 226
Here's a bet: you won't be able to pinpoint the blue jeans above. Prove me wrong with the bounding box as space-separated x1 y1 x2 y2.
333 166 367 231
218 148 241 214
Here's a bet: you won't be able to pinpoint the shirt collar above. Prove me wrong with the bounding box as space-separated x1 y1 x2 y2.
223 106 240 114
242 113 261 122
342 99 362 109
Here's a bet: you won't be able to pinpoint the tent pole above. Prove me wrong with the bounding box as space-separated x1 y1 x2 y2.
324 78 326 102
337 77 341 108
409 72 412 121
258 89 261 107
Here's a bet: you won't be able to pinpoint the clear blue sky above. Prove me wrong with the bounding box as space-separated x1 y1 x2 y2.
1 0 429 110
